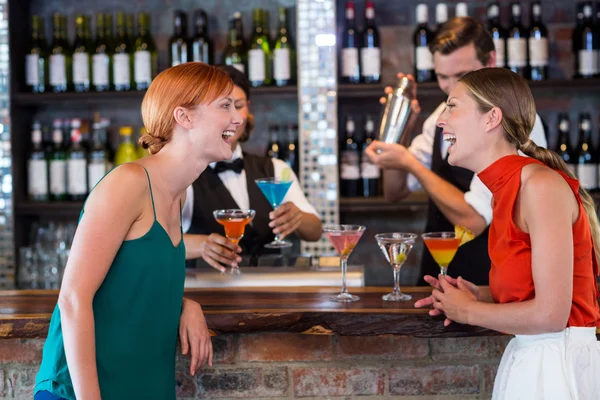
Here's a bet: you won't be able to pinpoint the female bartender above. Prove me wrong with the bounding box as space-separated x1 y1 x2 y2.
182 66 322 272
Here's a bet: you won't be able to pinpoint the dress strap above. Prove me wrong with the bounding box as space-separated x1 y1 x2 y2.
139 165 157 222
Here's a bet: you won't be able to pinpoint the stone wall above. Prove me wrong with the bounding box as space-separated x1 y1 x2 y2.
0 333 510 399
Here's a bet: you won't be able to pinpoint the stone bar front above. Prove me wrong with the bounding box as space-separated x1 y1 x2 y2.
1 287 515 399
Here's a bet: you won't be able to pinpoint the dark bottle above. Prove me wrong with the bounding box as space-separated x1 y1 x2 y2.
528 1 548 81
361 115 379 197
576 113 597 191
26 15 48 93
413 4 435 83
49 13 71 92
507 2 528 78
133 12 157 91
88 121 109 192
555 113 576 176
192 10 213 64
93 13 111 92
273 7 295 86
284 124 299 174
340 116 360 197
113 12 133 91
573 2 599 79
341 1 360 84
435 4 448 34
248 9 272 87
223 15 246 74
266 125 281 159
360 1 380 83
170 11 188 67
487 2 506 68
72 14 91 92
28 122 49 201
49 119 67 201
67 119 88 201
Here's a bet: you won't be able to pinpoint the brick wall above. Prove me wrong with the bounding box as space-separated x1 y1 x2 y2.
0 333 510 399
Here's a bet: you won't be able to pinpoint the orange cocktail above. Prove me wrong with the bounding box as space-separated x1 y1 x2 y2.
422 232 461 275
213 209 256 275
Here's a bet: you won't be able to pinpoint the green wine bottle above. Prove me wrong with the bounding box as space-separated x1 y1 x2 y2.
134 12 157 90
93 13 111 91
49 13 71 92
26 15 48 93
273 7 295 86
223 16 246 73
72 15 91 92
248 9 272 87
113 12 133 91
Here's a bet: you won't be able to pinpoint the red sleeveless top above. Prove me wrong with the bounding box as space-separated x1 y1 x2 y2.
478 155 600 328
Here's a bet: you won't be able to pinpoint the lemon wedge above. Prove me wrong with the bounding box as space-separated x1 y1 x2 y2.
394 253 407 264
455 225 475 246
280 167 293 182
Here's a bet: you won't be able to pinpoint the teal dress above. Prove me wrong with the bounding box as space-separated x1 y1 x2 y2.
35 166 186 399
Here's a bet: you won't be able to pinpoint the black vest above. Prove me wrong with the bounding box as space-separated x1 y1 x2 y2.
189 153 276 265
420 127 491 285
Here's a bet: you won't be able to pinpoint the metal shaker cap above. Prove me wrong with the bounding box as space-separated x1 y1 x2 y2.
395 76 415 100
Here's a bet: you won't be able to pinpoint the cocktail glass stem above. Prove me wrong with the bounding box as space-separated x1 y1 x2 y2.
440 265 448 276
340 256 349 296
392 267 401 296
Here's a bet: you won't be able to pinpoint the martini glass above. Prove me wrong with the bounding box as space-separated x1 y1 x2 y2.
255 178 293 248
421 232 461 276
213 209 256 275
323 224 366 302
375 232 417 301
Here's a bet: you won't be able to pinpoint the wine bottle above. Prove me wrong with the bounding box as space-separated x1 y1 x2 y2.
170 10 188 67
49 13 71 92
487 2 506 68
341 1 360 84
576 113 597 191
72 15 91 92
26 15 48 93
113 12 133 91
93 13 111 92
507 2 528 78
273 7 295 86
573 3 599 79
528 1 548 81
248 9 272 87
361 115 379 197
414 4 434 83
192 9 213 64
340 115 360 197
555 113 576 176
360 1 381 83
223 15 246 73
28 122 49 201
133 12 157 90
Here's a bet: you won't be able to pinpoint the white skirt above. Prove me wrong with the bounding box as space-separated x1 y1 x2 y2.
493 327 600 400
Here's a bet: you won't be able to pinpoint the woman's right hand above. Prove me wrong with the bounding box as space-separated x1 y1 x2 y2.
200 233 242 272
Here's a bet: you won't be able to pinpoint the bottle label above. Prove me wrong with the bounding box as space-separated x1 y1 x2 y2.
49 54 67 86
93 54 110 86
340 150 360 179
559 120 569 132
248 49 266 81
528 37 548 67
68 158 87 195
493 38 505 67
88 162 107 191
233 63 245 74
26 54 40 86
113 53 131 86
274 48 291 80
341 47 359 77
360 47 381 77
577 164 597 190
134 50 152 84
361 159 380 179
507 38 527 67
365 7 375 20
415 46 434 70
73 53 90 84
28 159 48 196
49 160 67 195
578 50 599 76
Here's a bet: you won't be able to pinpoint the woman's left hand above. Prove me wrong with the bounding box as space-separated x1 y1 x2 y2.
269 202 303 239
431 275 478 326
179 298 213 376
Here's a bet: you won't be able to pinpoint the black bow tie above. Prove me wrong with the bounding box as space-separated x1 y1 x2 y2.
213 158 244 174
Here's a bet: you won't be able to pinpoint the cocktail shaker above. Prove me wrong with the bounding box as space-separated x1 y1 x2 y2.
377 76 415 145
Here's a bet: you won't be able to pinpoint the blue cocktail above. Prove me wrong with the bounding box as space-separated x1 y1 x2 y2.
255 178 293 248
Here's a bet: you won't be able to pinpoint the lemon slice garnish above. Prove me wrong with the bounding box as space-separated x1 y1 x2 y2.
394 253 406 264
280 167 293 182
455 225 475 246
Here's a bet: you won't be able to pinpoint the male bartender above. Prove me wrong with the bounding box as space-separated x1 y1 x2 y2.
366 17 547 285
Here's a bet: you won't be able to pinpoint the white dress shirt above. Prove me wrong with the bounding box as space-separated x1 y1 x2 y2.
406 102 548 225
182 145 319 234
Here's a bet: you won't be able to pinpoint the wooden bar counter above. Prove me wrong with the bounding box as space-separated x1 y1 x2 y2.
0 287 511 399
